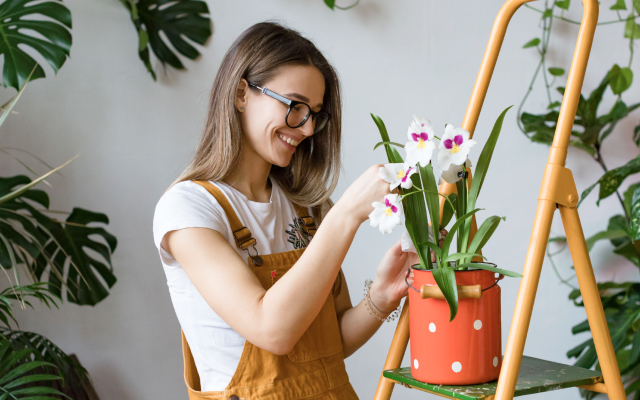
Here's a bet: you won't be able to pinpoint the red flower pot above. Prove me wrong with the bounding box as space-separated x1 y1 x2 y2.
408 267 502 385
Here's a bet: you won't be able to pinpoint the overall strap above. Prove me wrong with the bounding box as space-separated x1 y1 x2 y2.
192 180 256 251
292 203 317 236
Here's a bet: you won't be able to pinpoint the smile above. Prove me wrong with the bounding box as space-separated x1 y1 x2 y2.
278 133 300 147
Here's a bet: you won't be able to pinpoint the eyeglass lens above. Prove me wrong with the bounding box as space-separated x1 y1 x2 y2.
287 104 329 133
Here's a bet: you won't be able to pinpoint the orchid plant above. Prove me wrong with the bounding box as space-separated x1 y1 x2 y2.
369 106 522 321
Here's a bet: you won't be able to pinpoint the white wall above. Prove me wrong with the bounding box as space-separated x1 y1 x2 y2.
4 0 637 398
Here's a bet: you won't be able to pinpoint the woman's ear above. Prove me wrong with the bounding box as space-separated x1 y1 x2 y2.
235 78 249 112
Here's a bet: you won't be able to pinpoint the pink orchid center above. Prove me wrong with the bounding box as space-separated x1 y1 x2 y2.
384 198 398 216
444 134 464 154
401 167 413 182
411 132 430 149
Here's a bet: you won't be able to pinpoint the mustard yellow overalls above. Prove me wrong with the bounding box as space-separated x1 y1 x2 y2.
181 180 359 400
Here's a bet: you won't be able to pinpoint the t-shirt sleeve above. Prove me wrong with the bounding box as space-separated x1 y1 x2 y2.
153 181 227 266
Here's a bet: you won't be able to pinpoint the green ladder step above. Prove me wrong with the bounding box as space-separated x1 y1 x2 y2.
383 355 603 399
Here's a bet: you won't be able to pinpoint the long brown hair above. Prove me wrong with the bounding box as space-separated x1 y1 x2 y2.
168 21 341 222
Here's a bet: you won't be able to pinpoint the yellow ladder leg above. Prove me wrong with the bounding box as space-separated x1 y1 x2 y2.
373 303 410 400
559 206 626 399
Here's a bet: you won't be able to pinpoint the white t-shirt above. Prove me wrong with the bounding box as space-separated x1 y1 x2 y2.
152 176 313 392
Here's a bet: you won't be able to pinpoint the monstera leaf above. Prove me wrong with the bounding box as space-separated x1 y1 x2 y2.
0 175 117 306
120 0 212 80
0 0 72 90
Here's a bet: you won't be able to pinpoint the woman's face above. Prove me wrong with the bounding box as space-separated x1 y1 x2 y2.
236 64 326 168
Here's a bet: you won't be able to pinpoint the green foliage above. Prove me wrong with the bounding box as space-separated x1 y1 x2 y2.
0 0 72 90
118 0 212 80
523 38 541 48
0 176 118 305
0 337 70 399
520 67 639 155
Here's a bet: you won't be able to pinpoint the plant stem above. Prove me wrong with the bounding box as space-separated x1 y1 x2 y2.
525 3 640 25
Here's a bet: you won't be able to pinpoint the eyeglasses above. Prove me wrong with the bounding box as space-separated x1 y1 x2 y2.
247 82 330 133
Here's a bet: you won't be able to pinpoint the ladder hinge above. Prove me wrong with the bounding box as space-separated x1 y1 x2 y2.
538 164 579 208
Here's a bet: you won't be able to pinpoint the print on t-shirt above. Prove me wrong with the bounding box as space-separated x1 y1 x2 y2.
286 216 314 249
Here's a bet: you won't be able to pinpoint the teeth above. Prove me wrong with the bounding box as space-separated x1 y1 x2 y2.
278 134 299 147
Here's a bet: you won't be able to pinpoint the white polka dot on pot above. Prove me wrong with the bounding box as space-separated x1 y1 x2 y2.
429 323 436 332
452 362 462 373
493 357 499 367
474 320 482 330
414 359 419 369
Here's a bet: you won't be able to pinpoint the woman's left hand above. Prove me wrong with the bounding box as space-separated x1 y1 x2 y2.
370 229 448 312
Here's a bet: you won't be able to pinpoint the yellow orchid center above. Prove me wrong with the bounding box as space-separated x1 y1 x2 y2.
417 139 425 149
396 170 406 179
449 143 461 154
384 207 393 216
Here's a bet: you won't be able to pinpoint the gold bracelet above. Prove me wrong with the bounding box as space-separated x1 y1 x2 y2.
363 279 402 323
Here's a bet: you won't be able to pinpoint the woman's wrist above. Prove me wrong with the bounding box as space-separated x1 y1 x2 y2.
369 280 401 313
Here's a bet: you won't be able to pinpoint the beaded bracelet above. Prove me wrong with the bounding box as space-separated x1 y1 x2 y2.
363 279 402 323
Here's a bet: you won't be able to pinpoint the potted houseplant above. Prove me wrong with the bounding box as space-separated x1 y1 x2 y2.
369 106 522 385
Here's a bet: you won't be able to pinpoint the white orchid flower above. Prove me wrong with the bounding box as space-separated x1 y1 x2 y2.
441 159 473 184
378 163 417 190
438 124 477 171
369 193 403 234
405 115 436 167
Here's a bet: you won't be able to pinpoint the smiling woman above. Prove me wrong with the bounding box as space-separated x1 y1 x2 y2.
152 21 419 400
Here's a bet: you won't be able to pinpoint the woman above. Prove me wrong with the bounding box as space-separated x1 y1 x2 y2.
153 21 428 399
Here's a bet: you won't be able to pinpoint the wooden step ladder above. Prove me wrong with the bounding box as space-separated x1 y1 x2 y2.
373 0 626 399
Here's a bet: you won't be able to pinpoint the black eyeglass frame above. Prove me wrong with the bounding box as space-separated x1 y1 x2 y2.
247 82 330 133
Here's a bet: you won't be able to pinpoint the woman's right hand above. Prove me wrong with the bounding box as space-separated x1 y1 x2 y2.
336 164 392 224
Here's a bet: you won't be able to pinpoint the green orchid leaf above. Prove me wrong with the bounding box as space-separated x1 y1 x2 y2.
608 64 633 95
523 38 541 48
420 164 439 256
432 266 458 321
610 0 627 10
555 0 570 9
373 141 405 151
463 106 511 253
548 67 565 76
120 0 212 80
443 252 487 263
465 215 506 264
371 113 404 163
424 241 442 260
578 153 640 207
441 208 483 260
634 124 640 147
441 193 458 228
467 106 512 212
0 0 72 90
456 262 523 277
